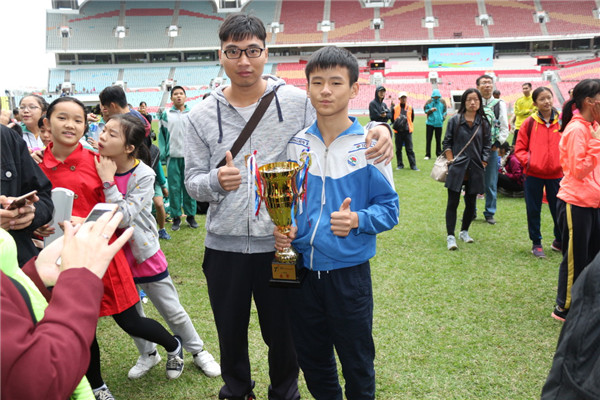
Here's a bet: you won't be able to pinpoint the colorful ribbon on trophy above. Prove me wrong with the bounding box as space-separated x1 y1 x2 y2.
246 151 262 217
296 149 312 215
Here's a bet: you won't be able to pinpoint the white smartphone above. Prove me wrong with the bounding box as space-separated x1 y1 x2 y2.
84 203 118 223
56 203 118 265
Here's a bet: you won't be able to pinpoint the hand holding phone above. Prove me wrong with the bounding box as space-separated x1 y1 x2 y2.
6 190 38 210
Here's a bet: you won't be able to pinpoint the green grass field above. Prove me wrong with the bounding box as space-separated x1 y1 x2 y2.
99 115 563 399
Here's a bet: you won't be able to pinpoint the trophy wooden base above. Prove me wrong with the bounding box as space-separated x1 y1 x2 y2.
269 261 306 288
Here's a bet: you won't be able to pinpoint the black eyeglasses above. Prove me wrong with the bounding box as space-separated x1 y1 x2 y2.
222 47 265 59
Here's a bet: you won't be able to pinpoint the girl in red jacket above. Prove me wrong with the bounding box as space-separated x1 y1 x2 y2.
552 79 600 322
515 87 562 259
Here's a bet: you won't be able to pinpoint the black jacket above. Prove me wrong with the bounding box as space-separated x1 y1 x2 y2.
442 114 491 194
0 125 53 267
541 251 600 400
369 86 391 123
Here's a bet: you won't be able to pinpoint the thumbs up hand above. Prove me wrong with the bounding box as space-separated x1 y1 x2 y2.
218 151 242 192
330 197 358 237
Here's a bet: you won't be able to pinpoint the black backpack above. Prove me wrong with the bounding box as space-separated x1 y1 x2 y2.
393 114 409 132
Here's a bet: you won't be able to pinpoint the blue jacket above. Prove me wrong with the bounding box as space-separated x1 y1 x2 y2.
287 117 399 271
424 89 447 128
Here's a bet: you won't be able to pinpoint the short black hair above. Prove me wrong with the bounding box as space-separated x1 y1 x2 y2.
170 86 186 97
476 74 494 86
99 85 128 108
522 82 532 89
219 13 266 46
305 46 359 85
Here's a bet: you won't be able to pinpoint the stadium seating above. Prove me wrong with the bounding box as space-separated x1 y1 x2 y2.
64 1 120 51
485 0 543 38
174 1 223 48
172 65 221 87
327 0 375 43
431 0 484 39
69 68 119 92
557 60 600 82
541 1 599 36
123 67 171 89
379 1 429 41
276 62 307 86
276 0 325 44
122 2 175 50
48 70 65 92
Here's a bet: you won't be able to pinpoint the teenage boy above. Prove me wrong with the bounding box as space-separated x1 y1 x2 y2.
159 86 197 231
275 46 399 400
184 13 393 400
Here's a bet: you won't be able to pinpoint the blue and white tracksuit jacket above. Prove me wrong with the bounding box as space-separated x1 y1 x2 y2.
287 117 399 271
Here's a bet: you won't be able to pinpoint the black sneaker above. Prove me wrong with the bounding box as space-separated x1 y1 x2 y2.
485 216 497 225
172 217 181 231
186 215 198 229
551 239 562 252
166 336 184 379
551 305 568 322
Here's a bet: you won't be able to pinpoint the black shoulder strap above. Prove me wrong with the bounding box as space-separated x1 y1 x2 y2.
493 101 501 119
8 275 38 324
217 89 277 168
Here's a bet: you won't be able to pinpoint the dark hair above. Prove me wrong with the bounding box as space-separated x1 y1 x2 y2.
560 79 600 132
532 86 553 103
46 97 87 125
305 46 359 85
499 141 513 153
202 92 211 100
493 89 501 97
99 85 128 108
522 83 532 89
170 86 186 97
219 13 266 46
110 114 151 165
457 88 485 119
139 101 146 107
12 107 19 116
38 115 46 129
476 74 494 86
20 94 49 112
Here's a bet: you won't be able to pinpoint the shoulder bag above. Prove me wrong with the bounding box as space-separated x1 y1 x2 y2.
431 124 481 182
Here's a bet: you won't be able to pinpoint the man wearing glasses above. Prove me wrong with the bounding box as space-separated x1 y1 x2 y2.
184 13 393 400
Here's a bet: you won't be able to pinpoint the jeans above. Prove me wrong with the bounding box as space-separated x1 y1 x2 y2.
523 175 561 246
484 150 498 218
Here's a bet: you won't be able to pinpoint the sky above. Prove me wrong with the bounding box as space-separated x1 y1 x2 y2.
1 0 55 94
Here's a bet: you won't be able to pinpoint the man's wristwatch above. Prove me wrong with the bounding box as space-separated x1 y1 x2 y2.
102 181 116 189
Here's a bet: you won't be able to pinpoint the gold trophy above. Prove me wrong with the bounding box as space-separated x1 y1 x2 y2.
258 161 306 287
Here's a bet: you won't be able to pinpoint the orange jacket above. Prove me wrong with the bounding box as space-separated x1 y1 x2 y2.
393 103 414 133
557 113 600 208
514 112 562 179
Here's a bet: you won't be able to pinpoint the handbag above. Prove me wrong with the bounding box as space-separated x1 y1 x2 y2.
430 124 481 183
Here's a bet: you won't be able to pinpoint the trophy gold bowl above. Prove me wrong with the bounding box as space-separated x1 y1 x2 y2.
258 161 306 287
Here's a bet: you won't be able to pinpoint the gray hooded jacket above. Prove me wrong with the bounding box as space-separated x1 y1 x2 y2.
184 75 315 254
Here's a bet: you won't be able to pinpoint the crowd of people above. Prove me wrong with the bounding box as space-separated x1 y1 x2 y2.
1 11 600 400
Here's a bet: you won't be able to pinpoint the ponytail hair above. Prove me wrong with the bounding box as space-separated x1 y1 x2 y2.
560 79 600 132
111 114 151 166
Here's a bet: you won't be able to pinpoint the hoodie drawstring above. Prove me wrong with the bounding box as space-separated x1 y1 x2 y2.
273 90 283 122
217 101 223 143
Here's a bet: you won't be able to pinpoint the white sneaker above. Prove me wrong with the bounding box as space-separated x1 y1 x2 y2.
128 352 162 379
424 156 430 160
459 230 474 243
193 350 221 378
447 235 458 250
